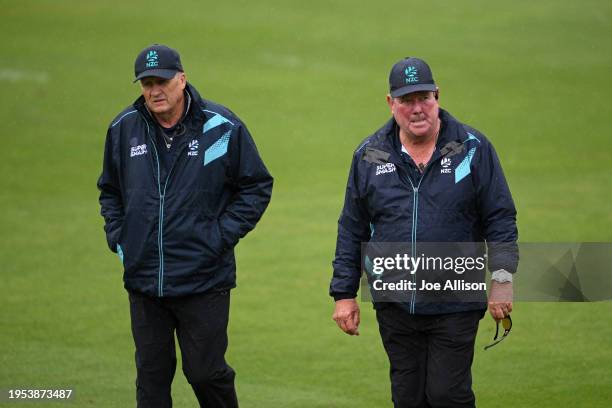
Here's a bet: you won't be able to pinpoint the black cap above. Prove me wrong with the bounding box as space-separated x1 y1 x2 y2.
389 57 436 98
133 44 184 83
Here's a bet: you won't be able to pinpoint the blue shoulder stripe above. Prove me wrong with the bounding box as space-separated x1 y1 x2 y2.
464 132 481 144
111 110 138 127
202 110 234 133
454 131 482 184
455 147 477 184
204 130 231 166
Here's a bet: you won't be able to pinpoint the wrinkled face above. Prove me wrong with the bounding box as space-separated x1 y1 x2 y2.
140 72 186 116
387 90 440 138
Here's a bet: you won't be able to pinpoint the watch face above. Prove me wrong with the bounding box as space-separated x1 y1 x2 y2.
491 270 512 283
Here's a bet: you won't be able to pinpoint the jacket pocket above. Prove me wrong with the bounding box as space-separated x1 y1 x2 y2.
117 210 157 274
195 216 225 262
163 214 225 274
209 218 225 257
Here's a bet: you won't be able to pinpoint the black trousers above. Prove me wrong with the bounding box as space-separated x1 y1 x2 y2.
128 290 238 408
376 305 485 408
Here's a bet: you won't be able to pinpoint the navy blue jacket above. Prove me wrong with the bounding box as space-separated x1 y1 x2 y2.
330 109 518 314
98 83 273 297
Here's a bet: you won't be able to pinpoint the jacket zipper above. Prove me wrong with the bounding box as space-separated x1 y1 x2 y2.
157 167 176 297
144 119 185 297
401 175 421 314
397 158 437 314
144 121 165 297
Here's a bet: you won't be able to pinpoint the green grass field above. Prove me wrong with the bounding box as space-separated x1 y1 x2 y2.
1 0 611 406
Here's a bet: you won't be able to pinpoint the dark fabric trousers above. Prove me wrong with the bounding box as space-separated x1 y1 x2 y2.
375 305 485 408
128 290 238 408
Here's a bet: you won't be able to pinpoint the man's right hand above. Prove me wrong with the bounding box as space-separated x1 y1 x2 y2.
332 298 360 336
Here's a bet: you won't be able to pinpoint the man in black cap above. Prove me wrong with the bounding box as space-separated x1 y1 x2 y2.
98 44 273 407
330 57 517 407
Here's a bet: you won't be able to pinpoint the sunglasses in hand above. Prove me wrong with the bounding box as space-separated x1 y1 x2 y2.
484 314 512 350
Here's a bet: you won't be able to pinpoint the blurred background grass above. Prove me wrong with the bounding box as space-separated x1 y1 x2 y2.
1 0 611 406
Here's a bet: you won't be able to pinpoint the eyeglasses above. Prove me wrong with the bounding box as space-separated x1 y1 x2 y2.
484 315 512 350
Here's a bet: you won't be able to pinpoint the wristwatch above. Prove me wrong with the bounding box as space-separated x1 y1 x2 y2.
491 269 513 283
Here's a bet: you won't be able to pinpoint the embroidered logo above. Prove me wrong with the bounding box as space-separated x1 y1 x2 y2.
188 139 199 157
440 157 452 174
376 163 396 176
145 50 159 68
130 144 148 157
405 66 418 83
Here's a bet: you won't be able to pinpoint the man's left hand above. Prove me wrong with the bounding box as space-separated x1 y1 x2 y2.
488 281 513 321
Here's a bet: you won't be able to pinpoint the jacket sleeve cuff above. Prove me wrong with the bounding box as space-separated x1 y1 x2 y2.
333 293 357 301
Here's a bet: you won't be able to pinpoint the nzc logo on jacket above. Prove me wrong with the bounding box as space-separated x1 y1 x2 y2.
440 157 452 174
187 139 199 157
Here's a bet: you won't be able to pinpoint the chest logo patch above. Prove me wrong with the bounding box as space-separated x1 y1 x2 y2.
440 157 452 174
130 144 148 157
188 139 199 157
376 163 396 176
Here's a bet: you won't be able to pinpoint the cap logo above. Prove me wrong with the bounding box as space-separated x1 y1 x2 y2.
405 66 418 84
145 50 159 68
